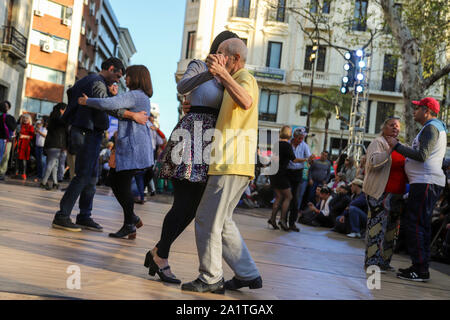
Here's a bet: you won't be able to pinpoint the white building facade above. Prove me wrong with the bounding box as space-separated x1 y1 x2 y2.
0 0 32 117
176 0 446 157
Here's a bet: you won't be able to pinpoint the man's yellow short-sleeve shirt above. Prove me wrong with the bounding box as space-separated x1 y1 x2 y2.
208 68 259 179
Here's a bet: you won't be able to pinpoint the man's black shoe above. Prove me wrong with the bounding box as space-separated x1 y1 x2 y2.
52 217 82 232
397 266 430 282
225 276 263 290
76 217 103 232
288 225 300 232
181 278 225 294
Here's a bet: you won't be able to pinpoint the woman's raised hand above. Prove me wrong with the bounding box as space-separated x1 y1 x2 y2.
78 93 89 106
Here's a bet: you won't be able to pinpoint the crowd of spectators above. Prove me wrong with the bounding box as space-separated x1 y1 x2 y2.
2 99 449 267
0 99 170 203
237 122 450 268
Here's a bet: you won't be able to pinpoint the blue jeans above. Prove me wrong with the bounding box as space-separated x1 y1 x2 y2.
405 183 443 272
134 171 145 201
297 179 308 210
42 148 61 185
348 206 367 233
0 139 5 165
58 150 67 181
35 146 44 179
55 127 102 220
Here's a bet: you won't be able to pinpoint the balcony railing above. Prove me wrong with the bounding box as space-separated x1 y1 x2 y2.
301 71 342 83
1 25 27 59
369 80 402 93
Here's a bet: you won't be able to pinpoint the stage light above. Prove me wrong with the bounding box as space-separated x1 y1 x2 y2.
356 73 364 81
341 86 348 94
356 49 364 57
345 52 352 60
344 63 351 71
358 60 366 68
342 76 349 84
356 85 364 93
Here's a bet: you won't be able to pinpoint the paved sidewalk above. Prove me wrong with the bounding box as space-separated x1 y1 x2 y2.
0 180 449 300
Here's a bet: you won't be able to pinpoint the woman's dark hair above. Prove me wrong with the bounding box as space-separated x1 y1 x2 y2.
337 153 347 172
346 157 355 167
209 31 240 54
0 100 11 113
320 186 331 194
50 103 67 117
125 65 153 98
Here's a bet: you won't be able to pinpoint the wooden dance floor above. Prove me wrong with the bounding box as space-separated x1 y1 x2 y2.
0 181 449 300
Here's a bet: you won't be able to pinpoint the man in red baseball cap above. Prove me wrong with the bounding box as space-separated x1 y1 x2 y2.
412 97 440 120
384 97 447 282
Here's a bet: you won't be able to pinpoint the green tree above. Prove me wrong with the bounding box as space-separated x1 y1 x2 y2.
268 0 449 142
380 0 450 142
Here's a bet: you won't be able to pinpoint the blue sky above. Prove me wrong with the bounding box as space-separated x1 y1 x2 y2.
109 0 185 135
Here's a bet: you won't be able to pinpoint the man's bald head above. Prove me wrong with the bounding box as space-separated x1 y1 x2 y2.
218 38 248 64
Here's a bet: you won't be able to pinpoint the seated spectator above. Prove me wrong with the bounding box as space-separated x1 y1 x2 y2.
299 186 334 227
334 178 368 237
255 173 273 208
309 186 335 227
307 151 331 203
327 172 347 193
239 181 259 209
355 155 367 178
329 184 352 225
298 185 322 225
340 157 357 183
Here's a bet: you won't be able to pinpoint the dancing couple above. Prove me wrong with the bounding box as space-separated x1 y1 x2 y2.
145 32 263 293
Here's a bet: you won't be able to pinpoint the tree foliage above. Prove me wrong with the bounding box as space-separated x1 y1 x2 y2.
267 0 449 142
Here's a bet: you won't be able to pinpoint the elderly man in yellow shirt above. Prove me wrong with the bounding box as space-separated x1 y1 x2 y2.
181 38 262 294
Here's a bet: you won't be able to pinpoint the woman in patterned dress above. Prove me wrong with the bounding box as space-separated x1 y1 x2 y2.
144 31 240 284
363 117 407 272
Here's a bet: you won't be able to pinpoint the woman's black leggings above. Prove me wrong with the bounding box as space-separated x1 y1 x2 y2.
156 179 206 259
17 159 27 175
109 168 138 225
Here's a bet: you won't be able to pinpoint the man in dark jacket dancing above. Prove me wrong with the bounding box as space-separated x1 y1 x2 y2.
52 58 148 232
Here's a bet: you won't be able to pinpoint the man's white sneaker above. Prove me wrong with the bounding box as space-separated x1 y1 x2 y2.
347 232 361 238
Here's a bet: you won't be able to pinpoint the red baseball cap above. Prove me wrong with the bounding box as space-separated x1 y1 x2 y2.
412 97 440 114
